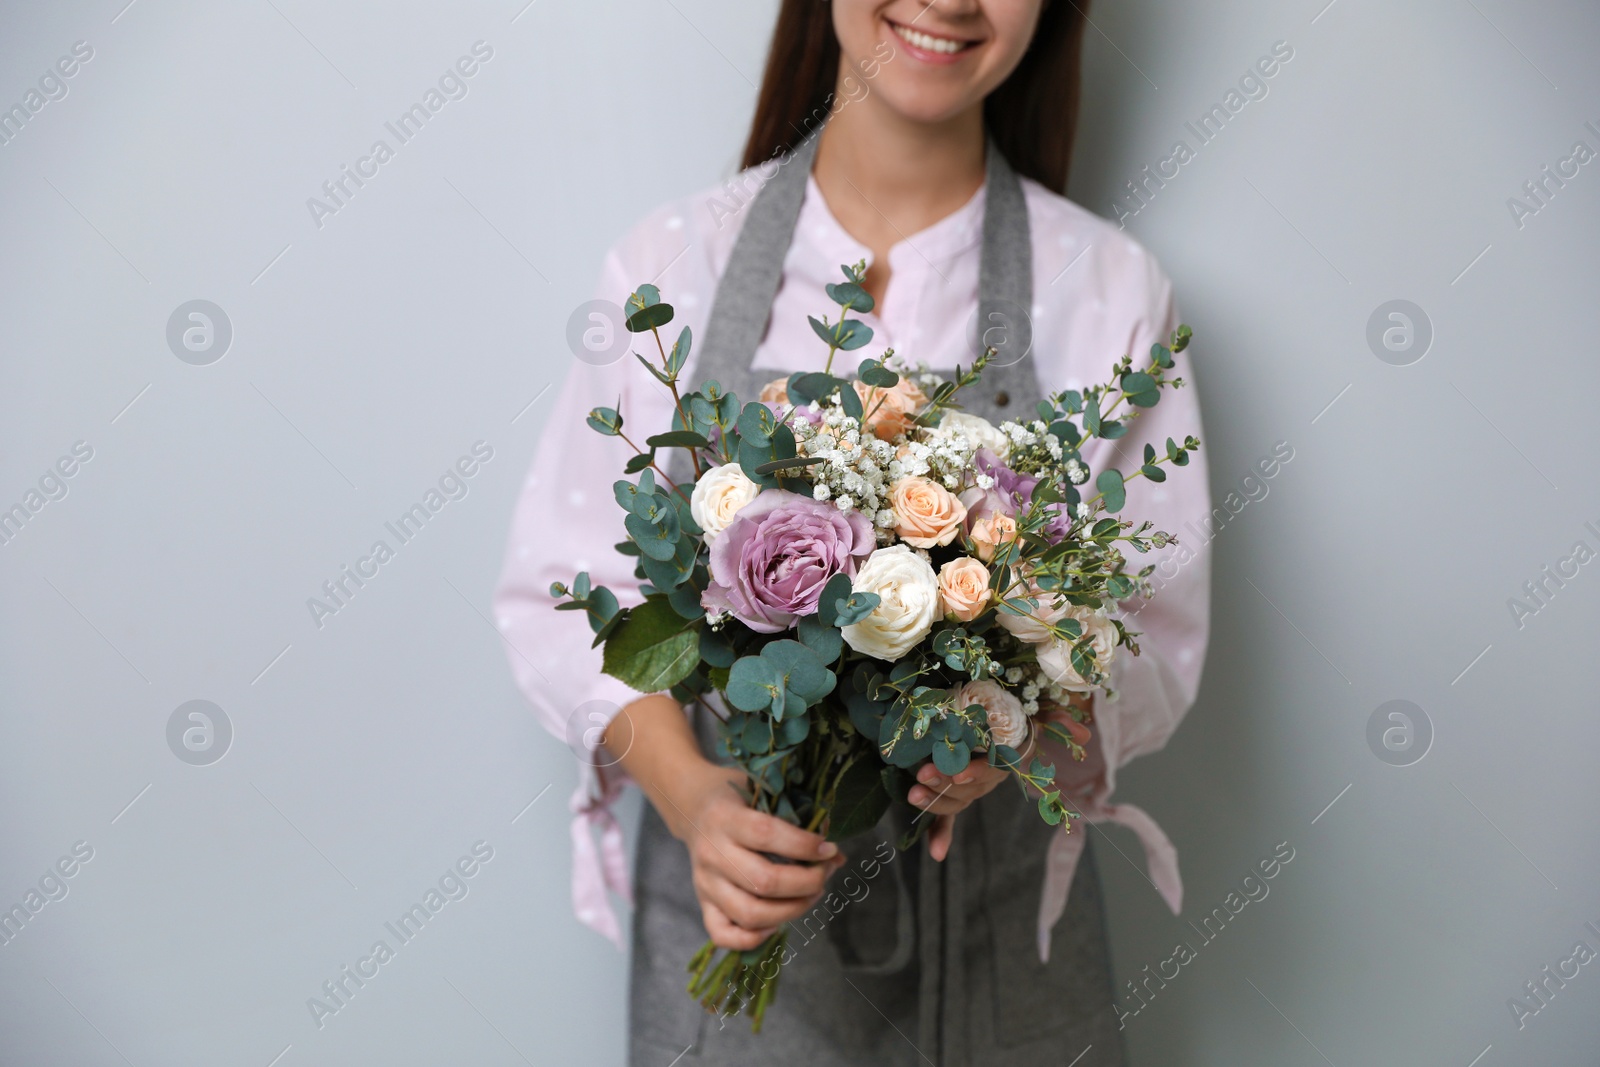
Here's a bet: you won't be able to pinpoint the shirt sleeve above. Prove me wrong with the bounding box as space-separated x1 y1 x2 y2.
1036 262 1211 956
1085 273 1212 784
491 247 685 945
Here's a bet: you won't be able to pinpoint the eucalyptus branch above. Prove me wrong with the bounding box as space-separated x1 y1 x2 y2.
649 325 704 479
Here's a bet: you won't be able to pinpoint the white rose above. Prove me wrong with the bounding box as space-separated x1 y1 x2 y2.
939 410 1009 458
954 679 1030 750
689 462 759 539
995 576 1068 644
841 545 939 661
1035 609 1119 692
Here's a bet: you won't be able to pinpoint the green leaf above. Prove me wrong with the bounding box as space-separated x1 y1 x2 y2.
737 402 777 443
1083 395 1102 436
623 452 654 474
752 456 825 476
668 326 692 375
825 759 890 842
1151 342 1174 368
838 382 864 419
932 738 971 776
624 513 678 560
1096 468 1126 513
797 614 843 662
836 320 873 351
646 430 711 448
826 281 875 313
787 372 841 405
586 407 623 436
601 597 699 692
1122 370 1154 392
856 359 898 387
1141 463 1166 482
666 579 706 619
633 351 674 386
762 639 835 704
625 301 674 333
699 626 737 668
1038 790 1064 826
726 655 782 713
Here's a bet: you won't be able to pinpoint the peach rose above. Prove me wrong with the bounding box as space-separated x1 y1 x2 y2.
853 377 928 441
891 476 967 548
937 557 991 622
759 378 789 406
969 512 1018 562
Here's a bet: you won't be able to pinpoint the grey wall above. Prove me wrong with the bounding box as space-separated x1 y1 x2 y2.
0 1 1595 1065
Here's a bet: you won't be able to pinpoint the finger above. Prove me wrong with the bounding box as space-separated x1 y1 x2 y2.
916 764 951 788
698 840 838 900
728 808 839 864
701 899 773 951
956 761 1008 787
908 780 971 810
702 873 823 931
929 814 955 862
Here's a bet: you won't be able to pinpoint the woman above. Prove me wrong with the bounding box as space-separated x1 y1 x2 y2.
495 1 1210 1063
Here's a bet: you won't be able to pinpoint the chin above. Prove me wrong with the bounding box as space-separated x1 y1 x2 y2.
871 79 976 126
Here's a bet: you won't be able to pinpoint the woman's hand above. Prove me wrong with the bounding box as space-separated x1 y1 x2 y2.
672 763 845 950
604 694 844 951
908 759 1010 862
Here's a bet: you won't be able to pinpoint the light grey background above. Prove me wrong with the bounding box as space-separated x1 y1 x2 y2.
1 1 1596 1064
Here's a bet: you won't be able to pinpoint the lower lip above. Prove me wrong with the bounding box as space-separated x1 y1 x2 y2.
887 22 978 66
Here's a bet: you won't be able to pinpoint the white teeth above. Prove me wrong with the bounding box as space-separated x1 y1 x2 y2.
892 24 968 55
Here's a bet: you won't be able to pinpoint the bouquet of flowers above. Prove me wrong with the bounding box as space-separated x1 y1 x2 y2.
552 264 1198 1030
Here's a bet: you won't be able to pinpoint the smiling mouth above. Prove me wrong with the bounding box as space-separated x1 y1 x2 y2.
887 20 980 57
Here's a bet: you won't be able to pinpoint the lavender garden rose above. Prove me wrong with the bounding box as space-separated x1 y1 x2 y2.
702 489 876 632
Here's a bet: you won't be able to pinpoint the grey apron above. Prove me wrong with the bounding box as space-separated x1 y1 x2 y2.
630 132 1127 1067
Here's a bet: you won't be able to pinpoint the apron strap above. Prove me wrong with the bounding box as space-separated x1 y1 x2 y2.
696 133 824 388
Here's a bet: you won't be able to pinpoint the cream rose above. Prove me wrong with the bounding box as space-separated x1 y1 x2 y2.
891 476 968 548
995 576 1068 643
689 462 760 539
954 679 1030 750
969 512 1018 562
939 411 1009 457
1035 609 1119 692
841 545 940 660
853 377 928 441
937 557 991 622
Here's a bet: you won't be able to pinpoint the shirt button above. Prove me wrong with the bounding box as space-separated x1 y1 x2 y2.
994 390 1010 408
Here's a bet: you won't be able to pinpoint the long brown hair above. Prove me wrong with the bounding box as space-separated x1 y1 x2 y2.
740 2 1090 192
